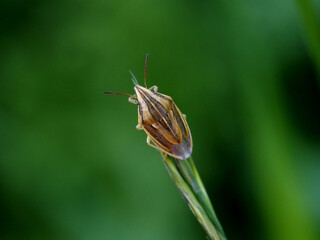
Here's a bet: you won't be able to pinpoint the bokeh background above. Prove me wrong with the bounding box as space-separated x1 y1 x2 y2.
1 0 320 239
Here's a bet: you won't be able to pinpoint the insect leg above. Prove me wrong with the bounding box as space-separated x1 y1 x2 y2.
136 124 143 130
128 96 138 104
149 85 158 92
147 136 168 159
146 136 160 151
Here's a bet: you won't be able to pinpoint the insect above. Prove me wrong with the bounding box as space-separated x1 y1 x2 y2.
104 54 192 160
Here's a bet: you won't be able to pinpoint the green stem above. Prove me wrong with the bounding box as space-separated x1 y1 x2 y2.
161 153 226 240
175 157 225 236
295 0 320 80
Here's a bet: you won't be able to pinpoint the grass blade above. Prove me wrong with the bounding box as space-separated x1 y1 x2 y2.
161 153 226 240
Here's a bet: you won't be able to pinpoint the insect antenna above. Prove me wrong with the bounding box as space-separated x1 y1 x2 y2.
129 70 139 86
144 53 149 88
104 91 133 97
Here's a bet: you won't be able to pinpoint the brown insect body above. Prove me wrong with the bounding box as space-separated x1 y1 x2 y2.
105 54 192 160
134 85 192 160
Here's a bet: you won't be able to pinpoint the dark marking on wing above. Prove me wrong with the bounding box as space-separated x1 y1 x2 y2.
172 104 188 137
144 124 173 151
138 89 163 120
152 112 181 144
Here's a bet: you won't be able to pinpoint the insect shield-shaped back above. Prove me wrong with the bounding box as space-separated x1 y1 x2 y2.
134 85 192 160
104 54 192 160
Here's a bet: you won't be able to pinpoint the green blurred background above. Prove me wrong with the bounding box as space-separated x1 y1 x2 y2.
1 0 320 239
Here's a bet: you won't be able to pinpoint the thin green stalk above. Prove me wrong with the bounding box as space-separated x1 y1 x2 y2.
295 0 320 80
161 153 226 240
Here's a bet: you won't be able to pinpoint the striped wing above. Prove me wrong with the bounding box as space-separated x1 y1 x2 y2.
143 103 192 159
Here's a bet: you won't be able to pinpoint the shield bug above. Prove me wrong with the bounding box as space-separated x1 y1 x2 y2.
104 54 192 160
